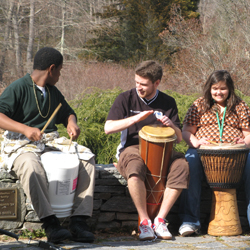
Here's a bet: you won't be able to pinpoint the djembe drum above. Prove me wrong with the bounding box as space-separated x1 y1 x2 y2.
197 143 249 236
138 124 177 223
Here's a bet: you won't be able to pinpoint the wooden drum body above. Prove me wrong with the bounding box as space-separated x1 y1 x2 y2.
197 144 249 236
139 125 177 223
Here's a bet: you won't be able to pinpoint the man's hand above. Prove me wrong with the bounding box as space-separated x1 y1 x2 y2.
66 115 80 140
158 115 174 127
135 110 154 123
24 127 43 141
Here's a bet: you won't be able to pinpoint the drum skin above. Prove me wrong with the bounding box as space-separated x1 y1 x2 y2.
197 143 249 236
139 125 176 223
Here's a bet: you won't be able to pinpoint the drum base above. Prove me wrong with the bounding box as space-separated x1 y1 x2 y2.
208 189 242 236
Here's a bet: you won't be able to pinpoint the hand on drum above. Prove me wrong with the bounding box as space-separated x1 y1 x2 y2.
67 122 80 140
197 137 212 147
231 137 245 145
24 127 43 141
158 115 174 128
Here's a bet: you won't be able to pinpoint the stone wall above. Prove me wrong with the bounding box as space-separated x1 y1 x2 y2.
0 164 249 234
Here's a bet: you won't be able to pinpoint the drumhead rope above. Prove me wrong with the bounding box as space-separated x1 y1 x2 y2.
197 144 248 236
197 144 249 189
139 125 177 222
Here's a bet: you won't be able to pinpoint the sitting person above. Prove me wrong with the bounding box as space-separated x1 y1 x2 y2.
104 60 189 240
178 70 250 236
0 47 95 243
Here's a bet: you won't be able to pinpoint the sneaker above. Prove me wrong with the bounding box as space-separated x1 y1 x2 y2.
179 224 196 236
139 219 155 241
153 218 172 240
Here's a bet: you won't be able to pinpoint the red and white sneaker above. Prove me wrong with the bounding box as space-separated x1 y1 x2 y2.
139 219 155 241
153 218 172 240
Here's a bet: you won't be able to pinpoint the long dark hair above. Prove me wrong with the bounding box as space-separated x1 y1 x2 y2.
202 70 241 113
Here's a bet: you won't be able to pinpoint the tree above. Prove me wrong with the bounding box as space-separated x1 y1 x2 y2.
159 0 250 95
0 0 14 84
0 0 107 86
26 0 35 73
12 1 24 78
85 0 199 62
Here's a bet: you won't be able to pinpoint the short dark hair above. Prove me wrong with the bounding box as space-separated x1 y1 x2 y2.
135 60 163 83
203 70 241 112
33 47 63 70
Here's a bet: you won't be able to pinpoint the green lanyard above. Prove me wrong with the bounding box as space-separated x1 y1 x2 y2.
216 106 227 142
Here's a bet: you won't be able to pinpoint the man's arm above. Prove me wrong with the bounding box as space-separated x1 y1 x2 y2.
0 113 42 141
104 110 154 134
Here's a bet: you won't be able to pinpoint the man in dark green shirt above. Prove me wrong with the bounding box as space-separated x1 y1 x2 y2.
0 47 95 243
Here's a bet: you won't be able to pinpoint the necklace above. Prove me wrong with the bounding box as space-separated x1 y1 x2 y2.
31 75 51 118
216 106 227 142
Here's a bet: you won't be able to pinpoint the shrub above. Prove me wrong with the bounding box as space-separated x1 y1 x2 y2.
58 87 122 164
58 88 250 164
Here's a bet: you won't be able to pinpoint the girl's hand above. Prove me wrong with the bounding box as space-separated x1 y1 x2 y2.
232 137 245 144
198 137 211 146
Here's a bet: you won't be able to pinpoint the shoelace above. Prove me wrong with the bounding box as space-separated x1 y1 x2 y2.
159 223 168 232
141 225 150 233
141 226 157 242
154 219 169 233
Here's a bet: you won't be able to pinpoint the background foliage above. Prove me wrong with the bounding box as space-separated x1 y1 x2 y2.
58 88 250 164
1 1 250 164
86 0 199 62
1 1 250 97
58 88 195 164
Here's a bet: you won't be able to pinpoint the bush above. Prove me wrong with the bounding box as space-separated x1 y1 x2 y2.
58 88 250 164
58 88 198 164
58 87 122 164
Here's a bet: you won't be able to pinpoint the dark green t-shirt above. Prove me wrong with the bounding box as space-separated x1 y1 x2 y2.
0 73 76 133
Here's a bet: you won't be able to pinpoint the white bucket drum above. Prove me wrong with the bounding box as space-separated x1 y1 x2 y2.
41 151 79 218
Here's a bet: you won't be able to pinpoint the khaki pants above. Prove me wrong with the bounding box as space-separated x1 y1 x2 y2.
11 150 95 220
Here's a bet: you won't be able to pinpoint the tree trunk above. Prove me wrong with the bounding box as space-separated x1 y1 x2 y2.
0 1 15 83
27 0 35 73
60 0 66 55
12 7 23 78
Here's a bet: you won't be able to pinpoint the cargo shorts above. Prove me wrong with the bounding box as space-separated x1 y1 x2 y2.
116 145 189 189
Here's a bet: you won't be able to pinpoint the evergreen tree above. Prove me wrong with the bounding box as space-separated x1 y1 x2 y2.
85 0 199 62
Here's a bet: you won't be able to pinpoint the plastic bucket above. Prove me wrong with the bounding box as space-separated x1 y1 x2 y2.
41 151 79 218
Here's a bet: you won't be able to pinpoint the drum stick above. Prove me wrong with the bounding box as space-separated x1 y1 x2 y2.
41 103 62 133
207 140 219 146
68 135 73 150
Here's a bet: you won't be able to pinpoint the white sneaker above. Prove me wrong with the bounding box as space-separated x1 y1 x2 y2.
179 224 196 236
139 219 155 241
153 218 172 240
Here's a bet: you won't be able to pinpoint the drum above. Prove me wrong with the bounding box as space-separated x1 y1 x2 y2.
41 151 80 218
138 124 177 223
197 143 249 236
